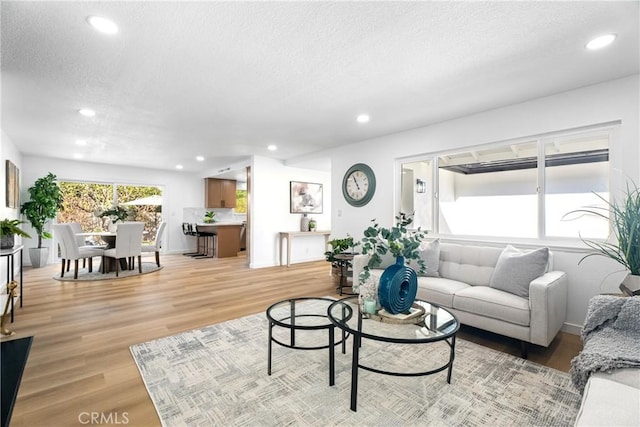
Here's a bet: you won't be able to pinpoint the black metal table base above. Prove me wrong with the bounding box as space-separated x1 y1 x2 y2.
267 299 349 386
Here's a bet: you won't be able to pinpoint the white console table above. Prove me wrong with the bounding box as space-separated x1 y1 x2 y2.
279 231 331 267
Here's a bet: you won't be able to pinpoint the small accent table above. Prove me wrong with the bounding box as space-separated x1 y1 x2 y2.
328 297 460 411
266 297 350 386
333 252 358 296
0 245 23 322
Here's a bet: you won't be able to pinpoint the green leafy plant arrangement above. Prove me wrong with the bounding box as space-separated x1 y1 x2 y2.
359 212 427 285
204 211 216 223
324 235 359 263
0 218 31 238
97 206 129 223
567 182 640 275
20 172 63 248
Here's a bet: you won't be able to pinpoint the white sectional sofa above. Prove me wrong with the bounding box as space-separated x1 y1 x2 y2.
352 241 568 355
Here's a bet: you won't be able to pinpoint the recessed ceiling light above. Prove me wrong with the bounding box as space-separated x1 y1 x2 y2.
586 34 616 50
75 139 87 146
357 114 370 123
196 156 205 162
267 145 277 151
78 108 96 117
87 16 118 35
73 153 84 159
176 164 184 170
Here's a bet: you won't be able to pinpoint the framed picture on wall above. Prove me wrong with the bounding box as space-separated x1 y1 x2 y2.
290 181 323 214
5 160 19 208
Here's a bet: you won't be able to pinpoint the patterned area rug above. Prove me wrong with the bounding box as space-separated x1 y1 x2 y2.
130 301 581 427
53 262 162 281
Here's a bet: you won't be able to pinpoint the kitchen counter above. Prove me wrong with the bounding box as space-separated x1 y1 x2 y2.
196 223 243 258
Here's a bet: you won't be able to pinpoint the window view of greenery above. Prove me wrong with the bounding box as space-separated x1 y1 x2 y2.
58 181 163 243
235 189 247 214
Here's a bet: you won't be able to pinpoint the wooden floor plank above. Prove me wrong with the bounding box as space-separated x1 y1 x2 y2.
3 254 581 426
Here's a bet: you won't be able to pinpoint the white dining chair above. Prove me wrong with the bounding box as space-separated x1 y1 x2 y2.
54 224 105 279
141 221 166 267
102 222 145 276
67 222 106 269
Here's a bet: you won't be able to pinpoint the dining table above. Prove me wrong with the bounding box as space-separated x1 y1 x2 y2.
75 231 123 272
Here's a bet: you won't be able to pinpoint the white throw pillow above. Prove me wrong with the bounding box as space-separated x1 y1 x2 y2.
489 245 549 298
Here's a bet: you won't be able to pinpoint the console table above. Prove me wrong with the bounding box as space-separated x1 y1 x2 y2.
279 231 331 267
1 245 23 323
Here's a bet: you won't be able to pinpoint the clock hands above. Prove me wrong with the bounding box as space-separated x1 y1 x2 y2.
353 175 361 190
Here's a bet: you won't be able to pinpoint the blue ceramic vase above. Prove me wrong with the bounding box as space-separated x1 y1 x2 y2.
377 256 418 314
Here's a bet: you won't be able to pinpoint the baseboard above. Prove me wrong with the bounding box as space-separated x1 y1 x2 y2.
561 322 582 336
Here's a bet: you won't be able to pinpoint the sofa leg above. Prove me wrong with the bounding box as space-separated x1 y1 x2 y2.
520 341 528 359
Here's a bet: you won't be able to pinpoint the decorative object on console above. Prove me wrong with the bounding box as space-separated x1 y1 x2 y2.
358 212 427 314
0 218 30 249
565 181 640 296
308 218 317 231
20 172 64 267
342 163 376 207
290 181 323 214
1 281 18 335
300 213 310 232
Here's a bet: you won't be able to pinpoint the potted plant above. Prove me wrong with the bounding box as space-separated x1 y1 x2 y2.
97 205 130 231
20 172 64 267
567 182 640 295
0 218 31 249
204 211 216 223
358 212 428 313
324 235 359 263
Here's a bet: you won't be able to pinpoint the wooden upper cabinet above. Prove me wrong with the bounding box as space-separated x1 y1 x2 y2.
205 178 237 208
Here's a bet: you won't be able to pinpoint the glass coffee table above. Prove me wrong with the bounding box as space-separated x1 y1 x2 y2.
328 296 460 411
266 297 351 386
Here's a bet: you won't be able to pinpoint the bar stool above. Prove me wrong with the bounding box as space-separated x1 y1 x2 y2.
194 224 216 258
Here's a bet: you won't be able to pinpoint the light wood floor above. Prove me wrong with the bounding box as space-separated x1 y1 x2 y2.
4 254 582 427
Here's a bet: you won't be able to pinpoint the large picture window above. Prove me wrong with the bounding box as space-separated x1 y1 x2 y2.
399 125 613 241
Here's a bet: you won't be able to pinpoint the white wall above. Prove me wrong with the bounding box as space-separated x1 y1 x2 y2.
250 155 331 268
325 74 640 333
1 131 25 286
21 155 203 263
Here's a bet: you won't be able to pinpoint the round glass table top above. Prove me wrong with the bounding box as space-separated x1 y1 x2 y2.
328 297 459 343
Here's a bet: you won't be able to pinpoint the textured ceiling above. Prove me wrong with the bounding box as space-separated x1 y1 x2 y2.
1 1 638 174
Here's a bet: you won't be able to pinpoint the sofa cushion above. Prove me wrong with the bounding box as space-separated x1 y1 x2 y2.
416 277 469 308
575 375 640 426
489 245 549 298
439 243 502 287
453 286 530 326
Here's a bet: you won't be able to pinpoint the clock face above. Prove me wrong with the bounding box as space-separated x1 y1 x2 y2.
342 163 376 207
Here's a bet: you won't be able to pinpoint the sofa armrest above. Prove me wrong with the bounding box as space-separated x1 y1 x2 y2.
529 270 568 347
351 254 371 293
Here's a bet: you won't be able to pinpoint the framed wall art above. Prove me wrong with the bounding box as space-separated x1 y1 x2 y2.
290 181 323 214
5 160 19 209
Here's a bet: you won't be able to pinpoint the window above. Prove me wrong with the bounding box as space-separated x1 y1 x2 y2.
58 181 163 243
235 189 247 214
399 125 613 240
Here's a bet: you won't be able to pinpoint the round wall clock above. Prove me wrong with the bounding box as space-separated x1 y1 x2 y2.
342 163 376 207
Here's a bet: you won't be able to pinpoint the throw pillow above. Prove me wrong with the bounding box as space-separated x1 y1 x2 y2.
489 245 549 298
418 238 441 277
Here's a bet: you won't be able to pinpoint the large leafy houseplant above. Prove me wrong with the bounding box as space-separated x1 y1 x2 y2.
358 212 427 286
568 182 640 293
20 173 63 266
324 235 359 263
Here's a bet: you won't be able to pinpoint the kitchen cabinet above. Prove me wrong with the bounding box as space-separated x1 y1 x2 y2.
205 178 236 208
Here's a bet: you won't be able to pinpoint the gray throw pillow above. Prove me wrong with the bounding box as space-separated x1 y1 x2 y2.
419 238 441 277
489 245 549 298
